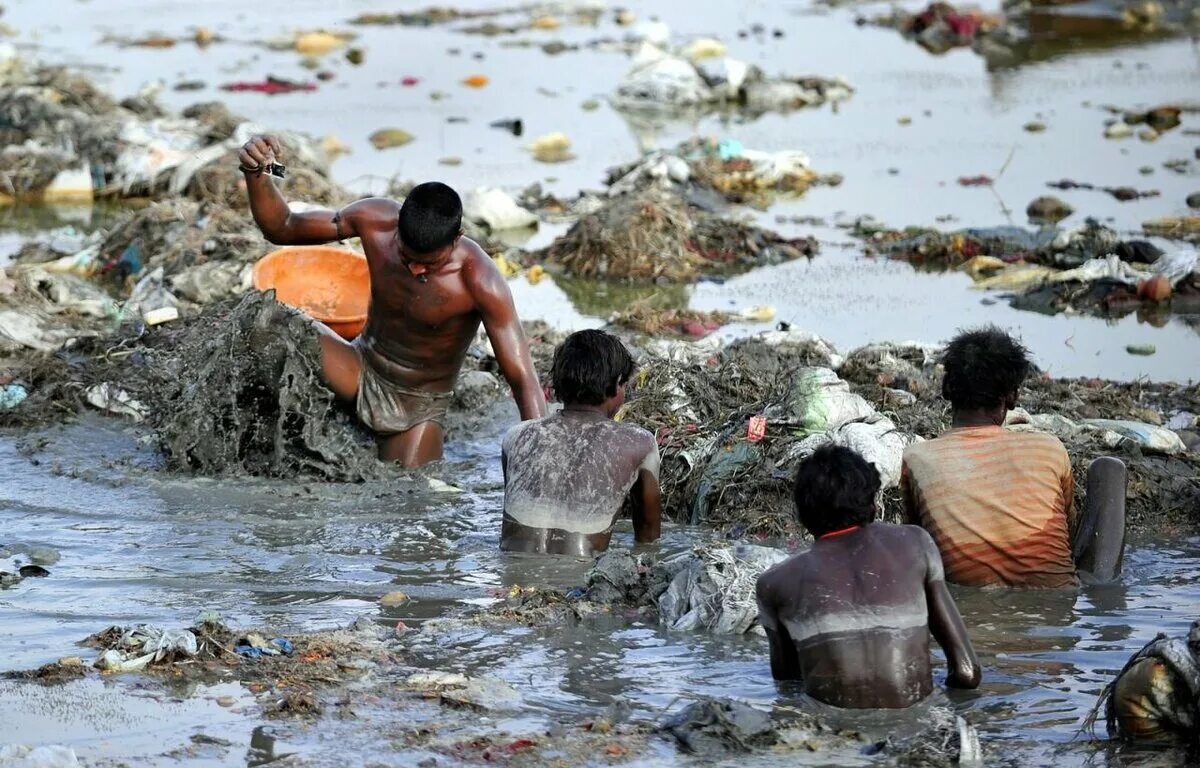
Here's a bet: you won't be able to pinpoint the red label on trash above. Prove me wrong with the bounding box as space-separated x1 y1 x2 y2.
747 415 767 443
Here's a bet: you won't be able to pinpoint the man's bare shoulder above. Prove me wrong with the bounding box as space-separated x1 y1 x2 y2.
883 523 937 550
1007 428 1068 454
758 550 811 591
458 238 507 293
342 197 402 229
608 421 656 449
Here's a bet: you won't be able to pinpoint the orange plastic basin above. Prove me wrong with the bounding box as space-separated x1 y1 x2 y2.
252 246 370 340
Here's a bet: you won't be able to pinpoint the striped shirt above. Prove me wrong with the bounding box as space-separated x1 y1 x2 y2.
900 426 1077 588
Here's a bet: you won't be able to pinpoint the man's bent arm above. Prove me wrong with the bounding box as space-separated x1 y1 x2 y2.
756 578 801 680
240 134 392 246
467 247 547 420
928 580 981 688
631 470 662 544
920 531 981 689
245 172 339 245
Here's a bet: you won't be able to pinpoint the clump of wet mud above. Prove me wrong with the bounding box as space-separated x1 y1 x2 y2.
152 290 379 480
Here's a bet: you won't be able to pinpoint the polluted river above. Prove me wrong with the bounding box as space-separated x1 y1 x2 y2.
1 0 1199 766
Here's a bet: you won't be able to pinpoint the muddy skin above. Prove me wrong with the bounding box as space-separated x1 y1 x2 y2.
499 513 612 557
500 403 662 556
756 524 980 709
241 153 546 467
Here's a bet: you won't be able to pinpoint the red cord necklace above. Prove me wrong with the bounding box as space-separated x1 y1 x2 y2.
818 525 861 541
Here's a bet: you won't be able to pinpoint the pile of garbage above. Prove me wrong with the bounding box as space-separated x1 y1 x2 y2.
2 614 398 720
606 137 842 209
865 2 1014 55
865 0 1200 63
613 40 852 117
855 219 1200 321
536 188 817 281
0 51 340 205
0 67 352 395
616 331 919 537
611 331 1200 538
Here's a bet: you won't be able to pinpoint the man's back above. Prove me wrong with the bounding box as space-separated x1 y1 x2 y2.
501 411 659 553
756 524 944 708
902 426 1077 588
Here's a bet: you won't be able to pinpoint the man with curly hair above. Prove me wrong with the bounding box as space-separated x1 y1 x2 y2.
756 445 980 708
901 327 1126 588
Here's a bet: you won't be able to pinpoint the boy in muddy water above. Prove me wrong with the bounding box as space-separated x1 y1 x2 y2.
500 330 662 556
901 327 1127 588
755 445 981 709
238 135 546 467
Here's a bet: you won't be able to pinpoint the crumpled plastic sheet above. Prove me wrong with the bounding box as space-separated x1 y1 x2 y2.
764 367 877 433
113 119 204 194
0 308 94 352
614 43 712 108
235 634 294 658
13 266 116 318
1008 409 1189 456
656 544 788 634
786 414 921 489
85 383 149 422
124 266 179 318
403 671 521 711
0 745 81 768
93 625 198 672
464 187 538 231
1080 419 1189 456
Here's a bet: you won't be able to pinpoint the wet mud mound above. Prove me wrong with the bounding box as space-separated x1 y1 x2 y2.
152 290 379 480
538 189 816 282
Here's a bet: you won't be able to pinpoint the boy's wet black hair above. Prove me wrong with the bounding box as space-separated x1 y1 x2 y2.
941 326 1031 410
551 330 636 406
792 445 880 537
398 182 463 254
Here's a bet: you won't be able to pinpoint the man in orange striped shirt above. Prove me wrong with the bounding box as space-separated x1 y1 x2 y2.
901 328 1126 588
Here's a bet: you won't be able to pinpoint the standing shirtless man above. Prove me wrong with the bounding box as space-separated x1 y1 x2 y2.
239 135 546 467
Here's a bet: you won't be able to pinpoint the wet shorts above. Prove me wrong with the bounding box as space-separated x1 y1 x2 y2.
352 340 452 435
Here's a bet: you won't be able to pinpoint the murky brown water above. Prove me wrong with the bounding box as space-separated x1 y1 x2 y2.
1 418 1197 765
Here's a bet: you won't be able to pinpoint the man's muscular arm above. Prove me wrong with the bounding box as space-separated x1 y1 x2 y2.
464 245 547 421
918 529 981 689
240 134 394 245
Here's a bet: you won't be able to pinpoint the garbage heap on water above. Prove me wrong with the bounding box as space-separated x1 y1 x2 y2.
855 218 1200 320
618 330 1199 539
